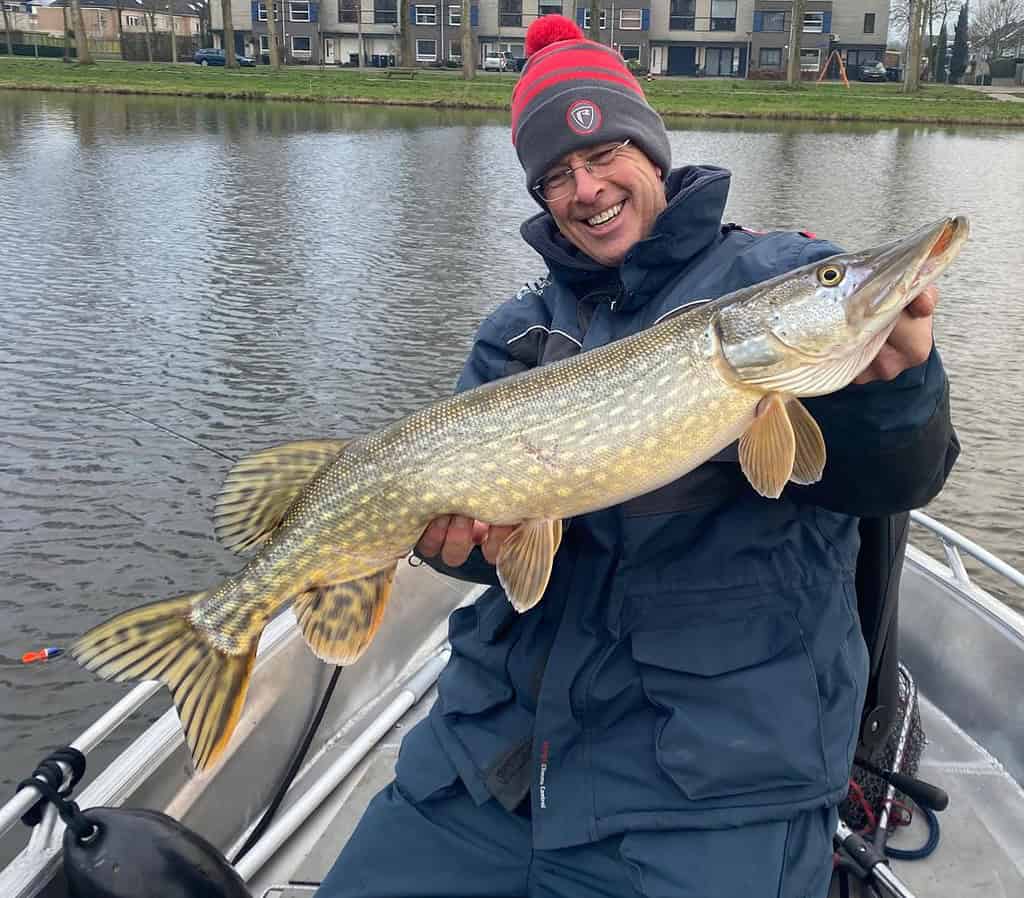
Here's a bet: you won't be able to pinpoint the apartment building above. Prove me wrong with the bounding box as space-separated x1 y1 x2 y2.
212 0 889 76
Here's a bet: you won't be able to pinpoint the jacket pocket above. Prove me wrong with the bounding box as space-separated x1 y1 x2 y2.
631 611 827 801
393 718 461 804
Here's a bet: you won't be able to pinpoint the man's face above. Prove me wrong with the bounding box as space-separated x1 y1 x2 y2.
545 142 667 268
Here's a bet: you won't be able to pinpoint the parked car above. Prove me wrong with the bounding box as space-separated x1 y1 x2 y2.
859 60 888 82
482 52 508 72
193 48 256 67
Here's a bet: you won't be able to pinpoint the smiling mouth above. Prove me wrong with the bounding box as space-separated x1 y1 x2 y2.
586 202 624 227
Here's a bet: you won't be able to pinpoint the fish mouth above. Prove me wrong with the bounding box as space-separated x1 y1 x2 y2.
849 215 970 321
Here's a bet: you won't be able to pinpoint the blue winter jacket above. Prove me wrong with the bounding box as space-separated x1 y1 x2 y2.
396 166 955 850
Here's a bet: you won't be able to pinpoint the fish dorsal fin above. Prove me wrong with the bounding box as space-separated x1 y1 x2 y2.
739 393 795 499
214 439 349 554
496 519 563 613
787 399 826 486
293 565 397 664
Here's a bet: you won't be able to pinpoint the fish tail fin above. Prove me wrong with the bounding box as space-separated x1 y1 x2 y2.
71 593 258 772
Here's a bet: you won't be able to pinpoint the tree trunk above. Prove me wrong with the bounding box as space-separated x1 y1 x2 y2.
356 0 364 66
63 4 71 61
2 2 14 57
903 0 923 91
114 0 126 59
143 9 154 62
400 0 413 67
786 0 805 84
70 0 95 63
461 0 473 79
588 0 600 41
221 0 236 66
168 2 178 63
266 0 281 69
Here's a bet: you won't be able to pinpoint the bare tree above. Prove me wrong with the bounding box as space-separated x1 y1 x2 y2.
265 0 281 68
2 1 14 57
221 0 236 66
114 0 127 59
786 0 806 84
588 0 599 41
904 0 925 90
70 0 95 63
972 0 1024 60
166 0 177 63
461 0 474 79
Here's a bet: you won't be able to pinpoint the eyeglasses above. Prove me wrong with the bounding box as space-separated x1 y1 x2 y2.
533 140 632 203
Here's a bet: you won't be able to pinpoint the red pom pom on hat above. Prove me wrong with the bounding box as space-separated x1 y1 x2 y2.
525 14 584 57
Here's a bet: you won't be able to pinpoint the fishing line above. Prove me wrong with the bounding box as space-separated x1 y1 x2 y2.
96 402 237 463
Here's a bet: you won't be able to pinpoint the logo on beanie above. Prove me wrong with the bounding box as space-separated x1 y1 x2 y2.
566 100 602 135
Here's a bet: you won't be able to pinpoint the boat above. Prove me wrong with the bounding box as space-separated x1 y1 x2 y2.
1 510 1022 897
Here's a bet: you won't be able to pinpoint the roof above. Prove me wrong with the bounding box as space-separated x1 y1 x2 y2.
45 0 205 14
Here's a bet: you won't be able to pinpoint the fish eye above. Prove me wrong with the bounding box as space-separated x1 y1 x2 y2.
816 264 845 288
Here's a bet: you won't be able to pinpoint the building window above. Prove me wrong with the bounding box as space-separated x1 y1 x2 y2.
448 5 460 24
416 38 437 60
619 43 640 60
257 2 267 20
759 47 782 67
800 47 820 70
339 0 357 22
582 8 607 29
710 0 736 31
449 42 461 60
539 2 560 16
761 11 785 31
374 0 396 23
126 13 141 25
259 34 269 49
803 12 823 33
669 0 694 30
498 0 521 27
292 35 312 53
415 4 435 24
290 1 310 21
863 12 875 33
618 8 641 30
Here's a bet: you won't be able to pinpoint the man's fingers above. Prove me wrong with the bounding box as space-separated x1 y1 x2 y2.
416 516 451 558
906 285 939 318
441 515 476 567
482 525 517 564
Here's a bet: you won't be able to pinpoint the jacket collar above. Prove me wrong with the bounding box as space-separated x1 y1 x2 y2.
520 165 732 312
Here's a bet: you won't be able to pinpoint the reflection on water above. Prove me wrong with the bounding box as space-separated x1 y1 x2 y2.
1 91 1023 802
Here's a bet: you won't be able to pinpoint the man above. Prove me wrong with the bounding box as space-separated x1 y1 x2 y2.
317 16 956 898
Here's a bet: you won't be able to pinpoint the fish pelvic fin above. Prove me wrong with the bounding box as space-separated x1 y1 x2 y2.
786 399 826 485
214 439 350 554
497 519 562 613
71 594 258 773
293 564 397 665
739 393 796 499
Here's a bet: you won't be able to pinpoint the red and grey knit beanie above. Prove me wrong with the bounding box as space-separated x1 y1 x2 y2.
511 15 671 200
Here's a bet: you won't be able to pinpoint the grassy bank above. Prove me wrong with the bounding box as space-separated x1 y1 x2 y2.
3 57 1024 126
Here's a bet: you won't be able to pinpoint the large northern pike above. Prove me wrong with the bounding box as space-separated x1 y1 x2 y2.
73 216 968 771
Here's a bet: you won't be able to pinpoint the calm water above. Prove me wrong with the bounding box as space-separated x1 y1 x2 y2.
2 91 1023 806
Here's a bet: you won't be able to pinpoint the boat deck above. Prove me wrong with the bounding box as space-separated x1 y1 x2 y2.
251 685 1024 898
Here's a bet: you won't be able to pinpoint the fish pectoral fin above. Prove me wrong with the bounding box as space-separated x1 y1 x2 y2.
787 399 826 486
293 565 397 665
496 519 562 613
71 593 258 773
738 393 796 499
214 439 350 554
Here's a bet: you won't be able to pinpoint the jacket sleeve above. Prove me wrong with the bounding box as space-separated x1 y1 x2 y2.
785 239 960 516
